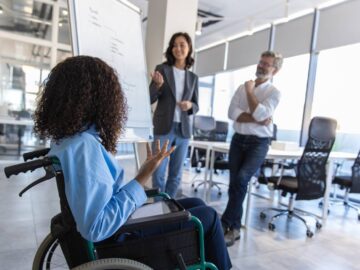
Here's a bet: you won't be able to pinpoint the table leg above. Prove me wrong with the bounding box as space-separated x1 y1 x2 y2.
203 146 211 201
322 160 334 223
206 148 216 202
244 179 253 229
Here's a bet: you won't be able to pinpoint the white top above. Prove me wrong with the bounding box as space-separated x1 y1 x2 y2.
228 80 281 138
172 66 185 122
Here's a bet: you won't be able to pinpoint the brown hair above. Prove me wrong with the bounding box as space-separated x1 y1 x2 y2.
164 32 194 69
34 56 127 153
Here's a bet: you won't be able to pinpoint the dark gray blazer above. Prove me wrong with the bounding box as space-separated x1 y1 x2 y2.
149 63 199 138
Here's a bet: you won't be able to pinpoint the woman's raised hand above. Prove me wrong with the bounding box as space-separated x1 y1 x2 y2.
135 140 175 186
150 71 164 90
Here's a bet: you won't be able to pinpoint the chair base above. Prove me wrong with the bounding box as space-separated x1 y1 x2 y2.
260 207 322 238
319 189 360 220
328 200 360 220
191 177 227 196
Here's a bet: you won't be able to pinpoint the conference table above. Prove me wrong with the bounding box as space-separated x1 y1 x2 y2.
189 140 356 226
0 116 34 156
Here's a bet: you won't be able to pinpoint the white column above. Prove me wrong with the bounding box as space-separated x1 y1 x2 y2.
145 0 198 73
50 1 60 68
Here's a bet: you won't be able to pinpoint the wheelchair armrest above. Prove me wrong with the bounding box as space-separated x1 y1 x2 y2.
144 188 160 197
120 211 191 232
117 200 191 233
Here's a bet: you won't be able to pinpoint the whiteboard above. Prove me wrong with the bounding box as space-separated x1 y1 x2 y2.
68 0 153 142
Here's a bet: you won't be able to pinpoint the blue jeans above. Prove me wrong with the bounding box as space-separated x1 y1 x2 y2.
152 123 189 198
221 133 270 230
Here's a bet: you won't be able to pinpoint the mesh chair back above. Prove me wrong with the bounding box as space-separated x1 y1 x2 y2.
350 150 360 193
212 121 228 142
193 115 216 141
296 117 337 200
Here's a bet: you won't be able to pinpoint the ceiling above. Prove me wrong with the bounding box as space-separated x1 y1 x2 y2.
129 0 347 49
0 0 348 55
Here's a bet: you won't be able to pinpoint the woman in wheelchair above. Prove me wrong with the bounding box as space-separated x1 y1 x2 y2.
32 56 231 269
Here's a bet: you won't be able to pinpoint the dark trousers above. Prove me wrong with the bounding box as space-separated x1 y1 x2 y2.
176 198 232 270
117 197 232 270
222 133 270 230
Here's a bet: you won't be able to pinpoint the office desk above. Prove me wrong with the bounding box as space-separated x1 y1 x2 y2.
0 117 34 156
208 142 356 226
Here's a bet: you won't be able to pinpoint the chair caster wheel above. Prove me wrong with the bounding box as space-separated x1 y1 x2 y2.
194 188 198 193
316 221 322 230
306 230 314 238
191 183 195 187
358 214 360 221
218 192 222 196
318 201 323 208
268 223 275 231
260 212 266 219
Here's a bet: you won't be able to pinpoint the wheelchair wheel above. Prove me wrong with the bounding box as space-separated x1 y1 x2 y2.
33 233 67 269
33 233 152 270
72 258 153 270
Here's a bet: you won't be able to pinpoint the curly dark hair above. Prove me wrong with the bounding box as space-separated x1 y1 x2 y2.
34 56 127 154
164 32 194 69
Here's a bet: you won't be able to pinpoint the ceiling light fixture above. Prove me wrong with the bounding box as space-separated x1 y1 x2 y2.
0 6 4 15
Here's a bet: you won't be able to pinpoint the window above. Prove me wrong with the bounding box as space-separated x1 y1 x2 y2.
198 76 214 116
213 65 256 122
312 43 360 152
272 54 309 143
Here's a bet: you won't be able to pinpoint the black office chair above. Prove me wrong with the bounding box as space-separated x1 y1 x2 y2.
203 121 230 196
190 115 216 186
256 123 278 187
329 149 360 220
192 115 216 141
260 117 337 237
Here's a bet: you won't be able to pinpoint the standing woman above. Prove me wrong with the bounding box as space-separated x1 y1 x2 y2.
149 32 199 198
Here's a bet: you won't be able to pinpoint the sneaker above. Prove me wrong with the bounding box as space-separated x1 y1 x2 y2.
221 223 229 235
224 229 240 247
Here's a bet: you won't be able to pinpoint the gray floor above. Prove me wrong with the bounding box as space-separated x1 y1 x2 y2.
0 156 359 269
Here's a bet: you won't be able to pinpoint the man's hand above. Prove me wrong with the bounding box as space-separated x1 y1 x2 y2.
177 101 192 111
150 71 164 90
135 140 175 186
257 117 272 126
244 80 255 93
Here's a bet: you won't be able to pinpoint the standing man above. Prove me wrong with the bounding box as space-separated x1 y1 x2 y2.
221 51 283 247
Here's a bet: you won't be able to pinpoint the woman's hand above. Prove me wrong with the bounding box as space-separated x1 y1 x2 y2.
177 101 192 111
135 140 175 186
150 71 164 90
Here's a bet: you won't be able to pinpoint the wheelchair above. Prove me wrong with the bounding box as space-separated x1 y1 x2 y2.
5 148 218 270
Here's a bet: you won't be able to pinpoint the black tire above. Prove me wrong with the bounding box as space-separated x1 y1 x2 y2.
33 233 67 270
33 234 153 270
72 258 153 270
268 223 275 231
316 221 322 230
306 230 314 238
259 212 266 219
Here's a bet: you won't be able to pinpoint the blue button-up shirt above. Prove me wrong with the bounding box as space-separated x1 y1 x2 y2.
49 126 147 242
